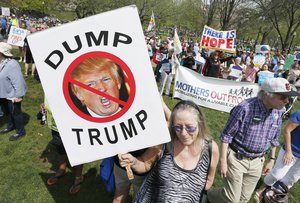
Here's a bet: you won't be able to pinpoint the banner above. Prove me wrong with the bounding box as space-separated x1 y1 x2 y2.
255 45 270 54
7 26 28 47
200 25 236 53
174 66 259 113
1 7 10 16
146 11 155 32
27 6 170 166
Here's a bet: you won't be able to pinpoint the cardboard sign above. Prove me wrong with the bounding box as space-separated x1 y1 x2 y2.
7 26 28 47
255 45 270 54
229 66 243 79
283 55 295 70
27 6 170 166
257 71 274 86
200 25 236 53
294 51 300 60
174 66 259 113
1 7 10 16
253 54 266 67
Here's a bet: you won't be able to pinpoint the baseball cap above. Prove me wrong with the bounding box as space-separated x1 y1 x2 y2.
261 78 300 96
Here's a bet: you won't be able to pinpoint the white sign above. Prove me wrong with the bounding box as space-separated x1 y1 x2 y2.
255 45 270 54
1 7 10 16
27 6 170 166
174 66 259 113
200 25 236 53
253 54 266 67
229 66 243 79
7 26 28 47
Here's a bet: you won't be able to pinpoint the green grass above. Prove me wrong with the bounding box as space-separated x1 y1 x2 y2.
0 53 299 202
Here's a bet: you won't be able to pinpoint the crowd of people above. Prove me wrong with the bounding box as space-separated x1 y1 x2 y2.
0 12 300 202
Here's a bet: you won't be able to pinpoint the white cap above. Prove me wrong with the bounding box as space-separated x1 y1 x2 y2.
261 78 300 96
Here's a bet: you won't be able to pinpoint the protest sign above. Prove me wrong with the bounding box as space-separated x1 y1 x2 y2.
200 25 236 53
255 45 270 54
283 55 294 70
174 66 259 113
253 54 266 67
27 5 170 166
257 71 274 86
294 51 300 60
228 66 243 79
7 26 28 47
1 7 10 16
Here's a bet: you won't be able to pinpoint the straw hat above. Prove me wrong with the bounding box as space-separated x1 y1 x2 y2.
0 42 13 57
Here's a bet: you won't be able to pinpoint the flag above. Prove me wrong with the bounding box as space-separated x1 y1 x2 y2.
173 28 182 55
147 11 155 32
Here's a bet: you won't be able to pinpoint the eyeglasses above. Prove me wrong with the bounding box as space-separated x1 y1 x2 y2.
275 94 290 101
173 125 197 133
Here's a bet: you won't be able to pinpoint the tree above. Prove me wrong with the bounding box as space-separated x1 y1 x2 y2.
202 0 219 27
252 0 300 51
219 0 244 30
6 0 47 16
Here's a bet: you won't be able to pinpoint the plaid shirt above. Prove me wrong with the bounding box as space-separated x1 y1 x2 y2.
221 97 283 158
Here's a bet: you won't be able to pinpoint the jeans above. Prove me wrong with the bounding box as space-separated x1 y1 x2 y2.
7 99 26 135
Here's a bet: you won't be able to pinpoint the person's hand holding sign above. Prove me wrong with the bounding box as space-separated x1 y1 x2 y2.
118 153 136 180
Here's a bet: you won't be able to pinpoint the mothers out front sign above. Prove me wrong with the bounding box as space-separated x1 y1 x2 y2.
27 6 170 166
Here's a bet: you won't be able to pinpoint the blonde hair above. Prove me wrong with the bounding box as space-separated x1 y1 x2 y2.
168 100 211 147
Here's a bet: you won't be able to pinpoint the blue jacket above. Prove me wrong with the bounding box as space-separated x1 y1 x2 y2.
1 18 7 29
0 59 27 98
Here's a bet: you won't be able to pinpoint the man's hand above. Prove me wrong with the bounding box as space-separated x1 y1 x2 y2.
218 159 228 178
262 160 275 175
12 97 23 103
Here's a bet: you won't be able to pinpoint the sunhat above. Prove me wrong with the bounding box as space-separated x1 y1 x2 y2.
0 42 13 57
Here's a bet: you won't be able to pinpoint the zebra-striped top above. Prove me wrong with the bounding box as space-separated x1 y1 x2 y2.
134 139 211 203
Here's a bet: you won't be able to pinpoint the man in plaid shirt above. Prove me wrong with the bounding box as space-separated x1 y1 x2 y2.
208 78 300 203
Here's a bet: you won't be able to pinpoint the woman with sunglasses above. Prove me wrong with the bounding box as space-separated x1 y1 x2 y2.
118 100 219 202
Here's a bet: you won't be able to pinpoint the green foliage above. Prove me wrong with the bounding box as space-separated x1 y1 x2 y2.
9 0 44 10
3 0 300 47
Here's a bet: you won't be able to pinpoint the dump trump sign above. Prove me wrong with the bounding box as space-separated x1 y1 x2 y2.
27 6 170 166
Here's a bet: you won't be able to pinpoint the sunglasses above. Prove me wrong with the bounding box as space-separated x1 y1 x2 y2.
173 125 197 133
275 94 290 101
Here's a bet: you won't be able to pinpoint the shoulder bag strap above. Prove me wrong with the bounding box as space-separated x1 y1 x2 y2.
200 140 212 202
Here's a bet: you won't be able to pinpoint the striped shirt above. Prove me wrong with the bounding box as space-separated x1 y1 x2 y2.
134 139 211 203
221 97 283 158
